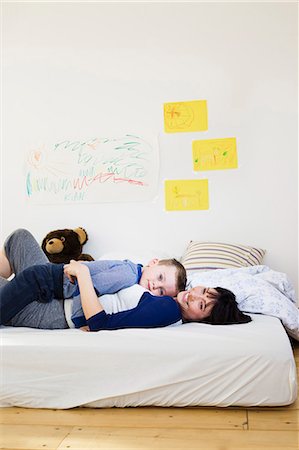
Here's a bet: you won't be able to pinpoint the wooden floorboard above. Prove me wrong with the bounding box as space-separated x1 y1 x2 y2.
1 425 297 450
0 407 248 430
247 409 299 431
0 341 298 450
59 428 298 450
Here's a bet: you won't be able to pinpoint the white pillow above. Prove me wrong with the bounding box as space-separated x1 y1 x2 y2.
188 266 298 340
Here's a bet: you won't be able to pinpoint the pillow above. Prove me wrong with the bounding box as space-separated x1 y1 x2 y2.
181 241 266 272
187 266 298 340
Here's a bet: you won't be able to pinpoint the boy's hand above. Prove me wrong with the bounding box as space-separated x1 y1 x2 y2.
64 259 88 283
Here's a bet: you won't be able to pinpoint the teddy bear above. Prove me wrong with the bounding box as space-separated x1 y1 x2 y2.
41 227 94 264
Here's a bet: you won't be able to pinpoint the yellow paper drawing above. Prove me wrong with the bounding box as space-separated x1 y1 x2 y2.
164 100 208 133
165 179 209 211
192 138 238 171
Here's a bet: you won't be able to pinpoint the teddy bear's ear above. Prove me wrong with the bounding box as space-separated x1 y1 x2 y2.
74 227 88 245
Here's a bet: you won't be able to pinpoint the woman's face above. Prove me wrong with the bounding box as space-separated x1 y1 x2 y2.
176 286 218 321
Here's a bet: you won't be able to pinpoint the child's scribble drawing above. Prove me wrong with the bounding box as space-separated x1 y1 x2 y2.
192 138 238 171
164 100 208 133
26 134 159 204
165 179 209 211
164 103 194 130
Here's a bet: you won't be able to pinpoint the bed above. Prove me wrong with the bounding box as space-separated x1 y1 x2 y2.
0 313 297 409
0 241 298 409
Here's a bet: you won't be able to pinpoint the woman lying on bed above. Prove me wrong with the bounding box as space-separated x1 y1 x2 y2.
0 229 251 331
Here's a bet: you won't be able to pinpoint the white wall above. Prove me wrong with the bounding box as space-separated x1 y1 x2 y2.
2 2 298 292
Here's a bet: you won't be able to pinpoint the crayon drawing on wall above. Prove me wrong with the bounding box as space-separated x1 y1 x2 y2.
193 137 238 171
25 134 159 204
164 100 208 133
165 179 209 211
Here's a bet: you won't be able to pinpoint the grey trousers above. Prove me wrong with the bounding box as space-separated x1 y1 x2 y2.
1 229 68 329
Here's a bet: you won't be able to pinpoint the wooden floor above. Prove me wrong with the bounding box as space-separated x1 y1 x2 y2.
1 342 298 450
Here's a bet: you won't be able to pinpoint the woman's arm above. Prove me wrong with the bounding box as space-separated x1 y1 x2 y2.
87 292 181 331
64 260 103 319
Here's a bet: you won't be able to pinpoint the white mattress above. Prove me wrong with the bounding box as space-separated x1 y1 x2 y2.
0 314 297 409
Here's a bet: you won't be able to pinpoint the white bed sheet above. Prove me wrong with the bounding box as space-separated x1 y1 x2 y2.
1 314 297 409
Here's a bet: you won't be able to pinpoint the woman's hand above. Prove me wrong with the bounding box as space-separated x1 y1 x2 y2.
64 259 87 283
71 261 104 321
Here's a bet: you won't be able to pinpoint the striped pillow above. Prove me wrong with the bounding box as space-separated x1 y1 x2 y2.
181 241 266 272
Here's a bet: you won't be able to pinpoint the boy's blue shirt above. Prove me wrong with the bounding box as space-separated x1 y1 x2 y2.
67 259 143 326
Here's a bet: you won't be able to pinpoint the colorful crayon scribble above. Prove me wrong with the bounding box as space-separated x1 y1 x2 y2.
26 134 159 204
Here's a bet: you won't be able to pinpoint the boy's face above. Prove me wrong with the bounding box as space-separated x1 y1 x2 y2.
139 259 178 297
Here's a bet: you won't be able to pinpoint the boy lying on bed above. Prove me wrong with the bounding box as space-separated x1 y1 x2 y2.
0 229 251 331
64 256 186 327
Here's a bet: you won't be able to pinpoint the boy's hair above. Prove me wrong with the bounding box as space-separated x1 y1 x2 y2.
200 287 252 325
158 259 187 293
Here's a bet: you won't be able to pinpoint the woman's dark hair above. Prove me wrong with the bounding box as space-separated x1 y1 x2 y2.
200 287 252 325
